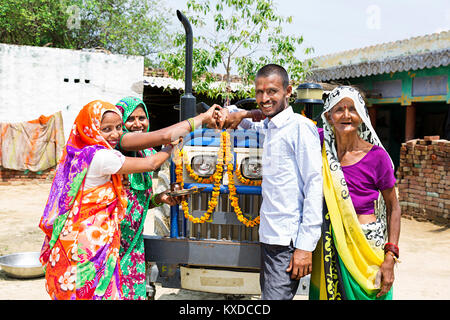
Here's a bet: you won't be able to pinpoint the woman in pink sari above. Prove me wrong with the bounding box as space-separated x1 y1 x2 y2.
38 100 177 300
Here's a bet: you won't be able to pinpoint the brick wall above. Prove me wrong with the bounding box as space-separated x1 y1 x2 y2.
396 136 450 225
0 167 55 184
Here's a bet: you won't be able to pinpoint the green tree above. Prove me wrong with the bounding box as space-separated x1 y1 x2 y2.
159 0 314 103
0 0 173 67
0 0 72 48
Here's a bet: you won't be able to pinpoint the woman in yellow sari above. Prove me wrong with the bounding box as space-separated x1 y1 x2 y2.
309 86 401 300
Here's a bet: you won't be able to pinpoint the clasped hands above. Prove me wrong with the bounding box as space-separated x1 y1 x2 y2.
204 104 246 130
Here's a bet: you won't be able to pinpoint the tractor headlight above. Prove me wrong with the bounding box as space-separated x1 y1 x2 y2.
241 157 262 179
191 155 217 177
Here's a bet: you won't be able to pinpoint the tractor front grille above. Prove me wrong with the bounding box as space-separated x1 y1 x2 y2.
184 192 261 242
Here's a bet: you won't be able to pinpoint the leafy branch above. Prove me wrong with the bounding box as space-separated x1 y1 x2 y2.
159 0 315 103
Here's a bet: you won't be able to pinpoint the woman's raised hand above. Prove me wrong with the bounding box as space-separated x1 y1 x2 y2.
202 104 223 129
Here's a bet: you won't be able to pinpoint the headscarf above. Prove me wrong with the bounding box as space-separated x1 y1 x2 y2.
115 96 156 191
115 96 150 132
39 100 127 247
322 85 393 166
321 85 393 235
310 86 394 300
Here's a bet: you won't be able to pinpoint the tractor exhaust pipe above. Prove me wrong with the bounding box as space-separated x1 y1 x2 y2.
176 10 196 121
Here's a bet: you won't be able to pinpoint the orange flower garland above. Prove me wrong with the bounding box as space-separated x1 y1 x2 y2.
234 167 262 186
184 143 261 186
223 131 260 228
175 136 225 224
176 131 260 227
183 151 215 184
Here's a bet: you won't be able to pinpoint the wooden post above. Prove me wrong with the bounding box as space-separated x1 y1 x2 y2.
368 106 377 129
405 104 416 141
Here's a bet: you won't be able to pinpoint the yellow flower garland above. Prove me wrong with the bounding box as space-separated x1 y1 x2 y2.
184 144 261 187
176 131 260 227
176 141 224 224
183 152 215 184
223 131 260 228
235 168 262 186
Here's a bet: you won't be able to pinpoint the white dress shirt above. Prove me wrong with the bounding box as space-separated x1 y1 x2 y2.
227 105 323 251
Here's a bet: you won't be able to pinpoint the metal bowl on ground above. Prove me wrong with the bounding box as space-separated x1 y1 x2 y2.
0 252 44 279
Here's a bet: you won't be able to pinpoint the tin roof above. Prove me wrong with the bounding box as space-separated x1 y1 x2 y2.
143 67 249 92
143 75 251 92
143 76 185 90
308 31 450 82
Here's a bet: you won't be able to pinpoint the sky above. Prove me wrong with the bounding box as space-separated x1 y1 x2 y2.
166 0 450 61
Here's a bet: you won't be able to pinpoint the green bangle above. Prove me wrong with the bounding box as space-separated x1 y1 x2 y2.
118 133 126 151
151 193 163 207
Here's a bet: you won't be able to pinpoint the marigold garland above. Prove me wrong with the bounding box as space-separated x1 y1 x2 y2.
184 144 261 187
176 130 260 227
223 131 260 228
183 152 215 184
235 168 262 186
175 142 224 224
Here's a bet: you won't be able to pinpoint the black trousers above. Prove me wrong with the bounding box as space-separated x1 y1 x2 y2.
259 241 299 300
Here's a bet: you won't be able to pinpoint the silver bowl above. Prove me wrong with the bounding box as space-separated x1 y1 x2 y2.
0 252 44 279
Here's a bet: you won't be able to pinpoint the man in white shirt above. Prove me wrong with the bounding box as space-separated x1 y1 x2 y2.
215 64 323 299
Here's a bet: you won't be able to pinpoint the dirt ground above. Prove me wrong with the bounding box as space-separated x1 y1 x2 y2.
0 181 449 300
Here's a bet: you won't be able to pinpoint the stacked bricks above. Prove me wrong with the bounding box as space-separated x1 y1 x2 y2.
396 136 450 225
0 167 55 184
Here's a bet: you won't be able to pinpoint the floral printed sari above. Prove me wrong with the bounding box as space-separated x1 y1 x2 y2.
115 97 156 300
39 100 128 300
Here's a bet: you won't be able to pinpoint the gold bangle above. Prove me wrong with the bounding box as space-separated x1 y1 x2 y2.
187 118 195 132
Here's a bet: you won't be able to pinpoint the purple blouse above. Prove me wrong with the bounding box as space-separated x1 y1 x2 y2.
318 128 396 215
341 145 395 215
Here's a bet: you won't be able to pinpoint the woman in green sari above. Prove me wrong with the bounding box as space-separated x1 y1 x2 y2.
309 86 401 300
115 97 180 300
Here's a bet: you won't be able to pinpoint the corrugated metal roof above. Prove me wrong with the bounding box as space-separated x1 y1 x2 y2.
309 48 449 82
143 76 184 90
143 76 251 92
308 31 450 82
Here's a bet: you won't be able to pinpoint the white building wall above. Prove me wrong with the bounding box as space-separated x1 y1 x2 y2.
0 43 144 141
